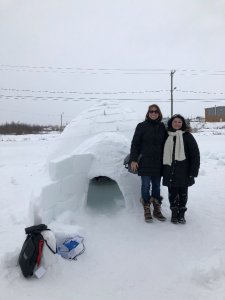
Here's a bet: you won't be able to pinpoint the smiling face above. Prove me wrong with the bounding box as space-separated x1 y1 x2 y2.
172 117 183 130
148 106 159 120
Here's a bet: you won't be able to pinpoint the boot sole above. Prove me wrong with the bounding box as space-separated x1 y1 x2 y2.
145 218 153 223
171 219 179 224
153 216 166 221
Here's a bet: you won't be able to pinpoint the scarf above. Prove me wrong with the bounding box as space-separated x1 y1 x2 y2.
163 130 186 166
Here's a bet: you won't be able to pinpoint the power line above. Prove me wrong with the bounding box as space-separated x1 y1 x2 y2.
0 64 170 70
0 64 171 71
0 94 224 102
1 87 225 95
0 87 166 95
0 68 170 75
1 64 225 75
175 89 225 95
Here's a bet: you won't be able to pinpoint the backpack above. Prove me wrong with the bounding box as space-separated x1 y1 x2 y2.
18 224 56 278
123 154 142 174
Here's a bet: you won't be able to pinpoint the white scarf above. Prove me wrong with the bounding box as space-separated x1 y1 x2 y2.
163 130 186 166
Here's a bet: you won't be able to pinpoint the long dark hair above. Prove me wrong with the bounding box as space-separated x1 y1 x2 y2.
145 104 163 121
167 114 190 131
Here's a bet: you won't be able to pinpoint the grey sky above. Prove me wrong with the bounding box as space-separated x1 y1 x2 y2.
0 0 225 125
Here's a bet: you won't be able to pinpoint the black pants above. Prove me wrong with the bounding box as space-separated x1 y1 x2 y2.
168 186 188 209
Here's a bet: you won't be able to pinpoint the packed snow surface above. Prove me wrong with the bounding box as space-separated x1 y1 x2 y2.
0 106 225 299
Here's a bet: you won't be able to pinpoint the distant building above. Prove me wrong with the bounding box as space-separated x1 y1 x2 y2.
205 106 225 122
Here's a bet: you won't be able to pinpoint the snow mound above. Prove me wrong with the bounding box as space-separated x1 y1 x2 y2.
30 101 142 224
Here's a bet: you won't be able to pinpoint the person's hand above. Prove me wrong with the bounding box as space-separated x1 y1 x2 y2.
131 161 139 172
188 175 194 186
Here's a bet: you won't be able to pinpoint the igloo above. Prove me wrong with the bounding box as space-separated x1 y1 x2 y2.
30 101 142 224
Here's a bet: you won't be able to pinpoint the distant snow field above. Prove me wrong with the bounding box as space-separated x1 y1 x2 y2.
0 122 225 300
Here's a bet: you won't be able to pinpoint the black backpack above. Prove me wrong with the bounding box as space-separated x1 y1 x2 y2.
123 154 142 174
18 224 56 278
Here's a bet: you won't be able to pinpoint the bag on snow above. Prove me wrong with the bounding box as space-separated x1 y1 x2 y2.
18 224 57 278
57 235 85 260
123 154 142 174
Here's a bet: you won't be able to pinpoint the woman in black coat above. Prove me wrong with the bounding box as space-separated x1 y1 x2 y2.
162 114 200 224
130 104 167 222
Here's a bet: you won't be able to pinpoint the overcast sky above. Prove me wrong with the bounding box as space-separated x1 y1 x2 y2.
0 0 225 125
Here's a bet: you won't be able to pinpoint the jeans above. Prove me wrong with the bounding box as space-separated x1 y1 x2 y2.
141 176 161 204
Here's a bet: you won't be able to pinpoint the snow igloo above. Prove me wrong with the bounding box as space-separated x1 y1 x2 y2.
30 101 142 224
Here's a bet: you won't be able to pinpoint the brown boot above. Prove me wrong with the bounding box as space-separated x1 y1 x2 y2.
140 198 153 222
151 197 166 221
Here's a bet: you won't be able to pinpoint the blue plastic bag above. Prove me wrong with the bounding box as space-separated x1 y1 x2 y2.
57 235 85 260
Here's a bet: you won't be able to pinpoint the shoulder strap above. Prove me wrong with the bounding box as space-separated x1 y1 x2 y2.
44 239 57 254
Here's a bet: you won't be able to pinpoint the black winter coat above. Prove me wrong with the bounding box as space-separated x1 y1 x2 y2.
162 132 200 187
130 119 167 176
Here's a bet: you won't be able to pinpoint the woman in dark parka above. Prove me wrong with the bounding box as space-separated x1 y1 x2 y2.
130 104 167 222
163 114 200 224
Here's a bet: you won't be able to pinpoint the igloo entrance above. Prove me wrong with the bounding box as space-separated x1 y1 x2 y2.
86 176 125 214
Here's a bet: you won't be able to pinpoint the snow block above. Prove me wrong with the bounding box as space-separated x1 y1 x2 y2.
49 154 93 181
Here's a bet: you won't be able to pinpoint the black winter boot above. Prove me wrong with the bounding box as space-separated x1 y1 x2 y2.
151 197 166 221
171 207 179 224
178 207 187 224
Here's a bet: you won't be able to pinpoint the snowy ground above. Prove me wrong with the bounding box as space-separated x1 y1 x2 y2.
0 125 225 300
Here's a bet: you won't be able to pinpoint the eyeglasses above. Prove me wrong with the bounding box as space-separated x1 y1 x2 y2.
149 110 159 114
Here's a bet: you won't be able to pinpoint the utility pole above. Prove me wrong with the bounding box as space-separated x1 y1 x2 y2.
60 112 64 132
170 70 176 117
